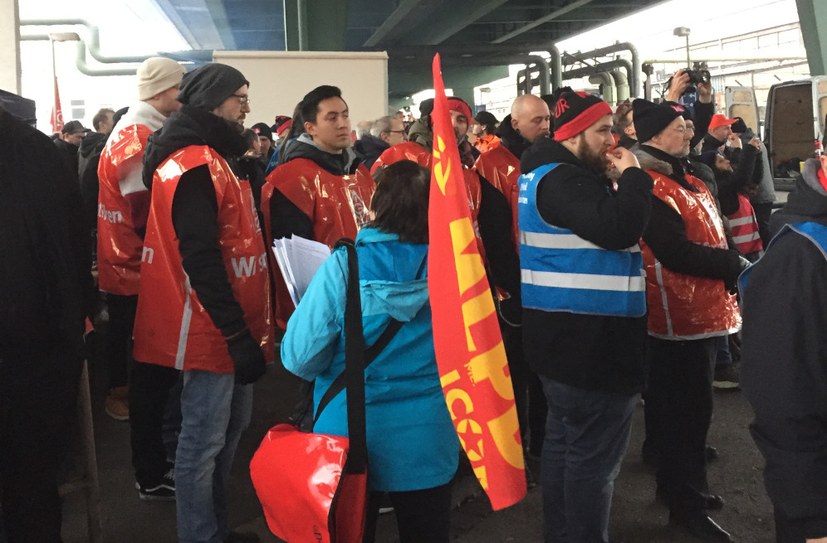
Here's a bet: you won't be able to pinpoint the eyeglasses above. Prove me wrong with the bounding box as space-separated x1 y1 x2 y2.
232 94 251 106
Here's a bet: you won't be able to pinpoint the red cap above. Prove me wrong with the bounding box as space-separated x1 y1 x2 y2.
709 114 737 130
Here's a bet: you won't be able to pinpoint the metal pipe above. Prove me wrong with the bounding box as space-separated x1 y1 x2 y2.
22 34 141 76
588 72 615 106
562 42 640 97
611 69 629 102
527 55 550 95
562 59 633 98
547 44 562 92
22 19 150 63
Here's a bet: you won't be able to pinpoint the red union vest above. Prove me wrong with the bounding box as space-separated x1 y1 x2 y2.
474 145 520 247
133 145 273 372
370 141 432 175
261 158 376 328
727 193 763 256
640 170 741 339
96 123 153 295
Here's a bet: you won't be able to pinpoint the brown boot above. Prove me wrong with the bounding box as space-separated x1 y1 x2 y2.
105 385 129 421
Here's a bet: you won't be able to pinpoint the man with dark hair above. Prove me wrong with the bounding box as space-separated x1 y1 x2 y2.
263 85 375 328
472 110 500 153
79 108 116 251
0 106 94 542
137 62 272 542
632 98 747 541
55 119 87 177
519 91 653 543
250 121 275 165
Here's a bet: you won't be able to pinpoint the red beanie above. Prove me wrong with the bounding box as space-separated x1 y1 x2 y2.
447 97 473 124
553 91 612 141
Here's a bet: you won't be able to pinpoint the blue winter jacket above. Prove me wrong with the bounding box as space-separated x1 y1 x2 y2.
281 227 459 492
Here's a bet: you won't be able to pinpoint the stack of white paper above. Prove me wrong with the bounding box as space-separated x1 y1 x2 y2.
271 235 331 307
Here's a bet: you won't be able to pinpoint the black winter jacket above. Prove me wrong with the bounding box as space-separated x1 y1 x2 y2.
741 158 827 539
519 139 653 394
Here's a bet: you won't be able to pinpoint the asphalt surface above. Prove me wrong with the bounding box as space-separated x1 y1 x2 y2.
61 355 775 543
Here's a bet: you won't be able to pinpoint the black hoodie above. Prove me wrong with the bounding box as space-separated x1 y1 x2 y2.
741 158 827 539
78 131 108 233
495 114 533 160
267 134 361 241
519 138 653 394
141 105 250 339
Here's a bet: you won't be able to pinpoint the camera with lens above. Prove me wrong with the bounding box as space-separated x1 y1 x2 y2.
685 69 711 85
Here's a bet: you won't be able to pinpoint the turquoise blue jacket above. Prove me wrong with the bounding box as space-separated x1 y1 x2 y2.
281 227 459 492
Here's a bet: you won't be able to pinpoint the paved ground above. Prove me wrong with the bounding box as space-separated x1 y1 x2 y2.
60 354 775 543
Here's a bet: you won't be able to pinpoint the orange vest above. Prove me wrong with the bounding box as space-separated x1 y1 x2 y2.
474 144 520 247
133 145 273 372
474 133 501 154
261 158 375 329
96 124 152 295
727 193 763 256
640 170 741 339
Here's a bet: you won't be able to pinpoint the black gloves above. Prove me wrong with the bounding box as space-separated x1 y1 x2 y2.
226 329 266 385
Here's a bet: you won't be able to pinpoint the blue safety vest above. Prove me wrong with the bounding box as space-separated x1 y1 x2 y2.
517 163 646 317
739 221 827 292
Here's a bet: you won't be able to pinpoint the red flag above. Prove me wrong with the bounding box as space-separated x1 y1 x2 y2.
51 76 64 134
428 53 526 511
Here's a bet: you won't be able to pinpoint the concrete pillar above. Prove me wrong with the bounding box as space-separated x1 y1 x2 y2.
796 0 827 75
0 0 21 94
283 0 307 51
304 0 347 51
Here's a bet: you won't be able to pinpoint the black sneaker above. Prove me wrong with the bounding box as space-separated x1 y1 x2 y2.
136 466 175 501
713 364 740 390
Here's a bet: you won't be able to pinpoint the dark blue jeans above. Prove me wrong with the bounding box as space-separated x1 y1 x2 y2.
539 377 638 543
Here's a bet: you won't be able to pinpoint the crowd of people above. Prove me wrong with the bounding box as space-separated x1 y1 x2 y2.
1 54 825 543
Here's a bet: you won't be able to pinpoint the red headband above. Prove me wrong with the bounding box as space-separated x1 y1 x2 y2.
553 101 613 141
447 97 473 125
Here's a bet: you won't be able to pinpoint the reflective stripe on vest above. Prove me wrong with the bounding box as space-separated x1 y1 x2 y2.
728 194 763 255
517 163 646 317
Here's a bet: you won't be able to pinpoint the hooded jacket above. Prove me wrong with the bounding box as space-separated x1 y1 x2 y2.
281 227 459 492
262 133 375 328
741 158 827 539
407 116 432 149
519 138 653 393
136 105 265 355
354 134 390 170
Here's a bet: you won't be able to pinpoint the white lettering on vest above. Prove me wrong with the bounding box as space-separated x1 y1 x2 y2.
98 203 124 224
231 256 257 278
142 246 155 264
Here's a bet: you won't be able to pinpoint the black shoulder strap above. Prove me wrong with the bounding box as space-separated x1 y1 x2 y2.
313 248 426 424
314 317 403 425
337 239 367 473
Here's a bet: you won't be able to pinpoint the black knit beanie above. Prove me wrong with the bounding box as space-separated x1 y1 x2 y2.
633 99 687 144
177 63 250 111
